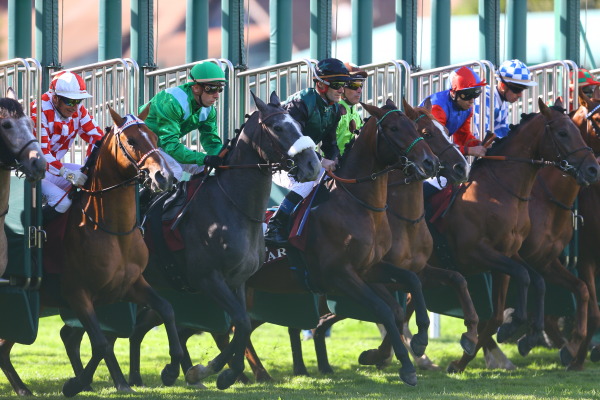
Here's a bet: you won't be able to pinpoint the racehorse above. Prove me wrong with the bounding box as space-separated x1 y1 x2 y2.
0 88 46 278
0 105 180 397
285 98 476 375
126 92 321 390
245 99 439 386
431 97 600 374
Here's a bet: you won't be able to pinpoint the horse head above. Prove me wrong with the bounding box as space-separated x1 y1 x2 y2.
537 97 600 186
360 99 439 181
106 105 174 192
250 91 320 182
572 89 600 155
403 97 469 184
0 88 46 182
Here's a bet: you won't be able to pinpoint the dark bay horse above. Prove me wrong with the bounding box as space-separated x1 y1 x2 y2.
434 98 600 374
0 88 46 278
128 92 321 390
300 98 476 375
0 106 179 397
246 99 439 386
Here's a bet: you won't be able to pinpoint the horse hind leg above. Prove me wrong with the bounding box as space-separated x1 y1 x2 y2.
313 313 344 374
60 325 94 392
0 338 33 396
128 306 164 387
515 264 546 357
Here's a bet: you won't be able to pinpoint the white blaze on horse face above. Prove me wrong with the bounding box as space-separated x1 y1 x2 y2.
432 119 470 173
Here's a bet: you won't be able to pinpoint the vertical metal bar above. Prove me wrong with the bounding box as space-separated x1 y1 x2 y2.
554 0 579 63
8 0 32 59
186 0 209 62
479 0 499 66
310 0 331 60
35 0 60 90
131 0 155 103
396 0 417 69
431 0 450 68
506 0 527 61
99 0 122 61
352 0 372 65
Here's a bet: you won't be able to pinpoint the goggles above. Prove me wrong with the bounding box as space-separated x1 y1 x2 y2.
345 81 363 90
325 81 346 90
456 87 482 100
58 96 83 106
582 85 596 97
202 84 225 94
500 78 527 94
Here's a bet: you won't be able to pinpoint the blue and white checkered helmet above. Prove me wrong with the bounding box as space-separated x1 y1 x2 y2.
496 59 537 87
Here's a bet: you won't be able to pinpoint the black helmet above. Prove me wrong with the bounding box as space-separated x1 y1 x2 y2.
314 58 351 82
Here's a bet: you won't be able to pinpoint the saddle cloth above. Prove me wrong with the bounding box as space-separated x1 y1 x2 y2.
42 209 71 274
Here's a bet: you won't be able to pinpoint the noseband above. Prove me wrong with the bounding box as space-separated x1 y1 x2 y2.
545 113 594 175
376 109 424 174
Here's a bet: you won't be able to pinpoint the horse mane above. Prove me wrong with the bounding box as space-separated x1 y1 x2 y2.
81 130 109 179
0 97 25 119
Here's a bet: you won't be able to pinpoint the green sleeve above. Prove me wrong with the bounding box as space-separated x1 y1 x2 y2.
152 97 204 165
197 107 223 162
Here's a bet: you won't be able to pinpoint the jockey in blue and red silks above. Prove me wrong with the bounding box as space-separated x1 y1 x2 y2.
421 66 488 157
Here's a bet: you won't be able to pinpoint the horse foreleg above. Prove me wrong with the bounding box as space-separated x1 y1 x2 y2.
126 279 183 387
127 306 164 387
59 325 94 392
0 338 32 396
376 263 429 357
288 327 309 376
186 279 250 390
243 323 273 382
420 264 479 355
331 269 416 386
313 313 344 374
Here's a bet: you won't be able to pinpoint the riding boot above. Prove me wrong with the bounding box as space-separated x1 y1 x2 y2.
264 191 304 246
42 204 62 224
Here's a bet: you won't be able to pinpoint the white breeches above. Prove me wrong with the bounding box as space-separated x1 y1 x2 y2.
272 167 325 199
42 162 81 213
160 149 205 182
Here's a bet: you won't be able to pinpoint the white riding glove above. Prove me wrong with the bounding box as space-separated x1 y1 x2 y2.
59 167 88 187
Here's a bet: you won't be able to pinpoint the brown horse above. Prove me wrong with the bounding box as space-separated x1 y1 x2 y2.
442 93 600 374
0 106 181 397
429 97 599 374
245 99 439 386
299 99 477 375
0 89 46 279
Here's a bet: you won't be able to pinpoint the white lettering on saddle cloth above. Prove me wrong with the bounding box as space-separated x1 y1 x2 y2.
265 246 287 263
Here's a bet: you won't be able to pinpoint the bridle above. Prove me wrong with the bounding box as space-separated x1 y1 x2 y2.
79 114 162 235
0 116 40 175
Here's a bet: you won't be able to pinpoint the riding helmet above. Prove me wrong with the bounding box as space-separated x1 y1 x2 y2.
189 62 227 85
450 66 487 92
344 62 367 80
50 71 92 99
497 59 537 87
314 58 351 82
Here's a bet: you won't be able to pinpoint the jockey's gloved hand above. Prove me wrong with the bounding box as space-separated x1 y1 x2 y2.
203 155 223 168
60 167 88 187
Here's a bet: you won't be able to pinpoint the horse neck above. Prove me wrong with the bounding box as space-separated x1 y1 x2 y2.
534 166 579 209
81 138 137 230
386 170 423 216
336 122 389 207
0 169 9 216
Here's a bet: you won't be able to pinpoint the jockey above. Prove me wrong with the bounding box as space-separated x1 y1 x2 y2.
420 65 487 157
141 61 226 182
568 68 600 109
264 58 351 246
336 62 367 155
474 59 537 139
31 71 104 221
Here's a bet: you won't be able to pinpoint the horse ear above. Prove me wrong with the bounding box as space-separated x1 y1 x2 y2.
423 97 432 112
578 88 591 109
251 91 268 114
360 102 384 119
138 102 151 121
108 105 124 127
538 97 552 118
269 91 281 107
6 87 16 100
385 98 398 109
554 96 565 110
402 97 415 118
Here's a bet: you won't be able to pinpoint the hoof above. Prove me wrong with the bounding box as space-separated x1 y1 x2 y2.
216 369 239 390
358 349 379 366
517 335 533 357
319 365 334 374
460 333 477 356
559 346 574 366
255 371 273 383
497 321 522 343
399 367 417 387
161 363 179 386
185 364 214 385
115 384 135 393
410 333 428 358
129 373 143 387
446 361 463 374
590 346 600 363
62 377 84 398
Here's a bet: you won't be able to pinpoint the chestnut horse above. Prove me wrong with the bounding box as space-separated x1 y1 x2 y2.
431 98 600 374
0 88 46 279
245 99 439 386
290 99 476 375
0 106 180 397
126 92 321 390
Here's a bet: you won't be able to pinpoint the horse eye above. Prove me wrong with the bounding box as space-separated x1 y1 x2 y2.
127 137 137 146
273 125 283 132
422 129 431 138
557 130 567 138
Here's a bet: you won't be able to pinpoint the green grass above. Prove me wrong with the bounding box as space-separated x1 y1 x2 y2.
1 315 599 399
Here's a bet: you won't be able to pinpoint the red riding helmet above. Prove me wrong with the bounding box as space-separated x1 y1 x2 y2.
450 66 487 92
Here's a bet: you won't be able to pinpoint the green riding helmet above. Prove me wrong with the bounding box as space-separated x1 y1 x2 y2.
189 62 227 85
